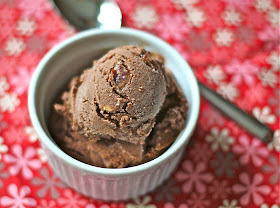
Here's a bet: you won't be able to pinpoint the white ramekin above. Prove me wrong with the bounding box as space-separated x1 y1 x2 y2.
28 28 200 201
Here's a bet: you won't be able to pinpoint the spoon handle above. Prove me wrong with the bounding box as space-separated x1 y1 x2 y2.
198 81 273 143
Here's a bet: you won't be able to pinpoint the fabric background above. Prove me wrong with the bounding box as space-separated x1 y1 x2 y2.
0 0 279 207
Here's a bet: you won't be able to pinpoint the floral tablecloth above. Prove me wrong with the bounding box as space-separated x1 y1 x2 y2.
0 0 279 207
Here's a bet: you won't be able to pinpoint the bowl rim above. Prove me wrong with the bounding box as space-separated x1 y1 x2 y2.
28 28 200 176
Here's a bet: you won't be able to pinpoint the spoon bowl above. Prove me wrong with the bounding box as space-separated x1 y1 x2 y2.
52 0 122 30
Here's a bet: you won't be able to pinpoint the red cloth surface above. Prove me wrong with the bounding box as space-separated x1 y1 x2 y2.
0 0 279 207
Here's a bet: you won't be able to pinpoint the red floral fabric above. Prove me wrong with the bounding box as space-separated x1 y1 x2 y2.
0 0 279 207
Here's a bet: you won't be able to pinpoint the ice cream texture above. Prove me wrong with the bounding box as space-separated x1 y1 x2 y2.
49 46 188 168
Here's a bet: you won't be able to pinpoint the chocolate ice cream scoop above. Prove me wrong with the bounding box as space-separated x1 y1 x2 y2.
49 70 187 168
55 46 167 144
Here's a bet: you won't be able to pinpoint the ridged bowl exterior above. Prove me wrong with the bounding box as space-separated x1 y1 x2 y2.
44 143 185 201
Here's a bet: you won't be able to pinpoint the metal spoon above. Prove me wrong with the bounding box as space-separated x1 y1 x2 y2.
52 0 273 142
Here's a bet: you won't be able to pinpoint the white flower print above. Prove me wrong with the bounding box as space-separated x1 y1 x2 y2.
268 129 280 152
175 160 213 194
37 148 47 163
222 10 242 26
204 65 226 84
58 189 87 208
255 0 274 12
0 136 8 160
16 17 37 36
4 37 26 56
172 0 199 10
253 106 276 124
258 68 278 87
232 173 271 206
24 126 38 142
217 82 239 101
127 196 156 208
218 199 241 208
267 51 280 71
214 28 234 47
0 93 20 113
131 5 159 29
260 203 280 208
225 60 259 86
266 9 280 28
233 135 269 167
0 184 37 207
206 127 234 151
0 76 9 95
4 144 41 179
185 7 206 28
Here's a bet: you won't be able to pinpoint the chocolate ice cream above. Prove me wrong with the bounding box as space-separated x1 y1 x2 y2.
48 46 188 168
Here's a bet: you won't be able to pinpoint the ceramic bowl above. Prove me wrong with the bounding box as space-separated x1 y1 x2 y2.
28 28 200 201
